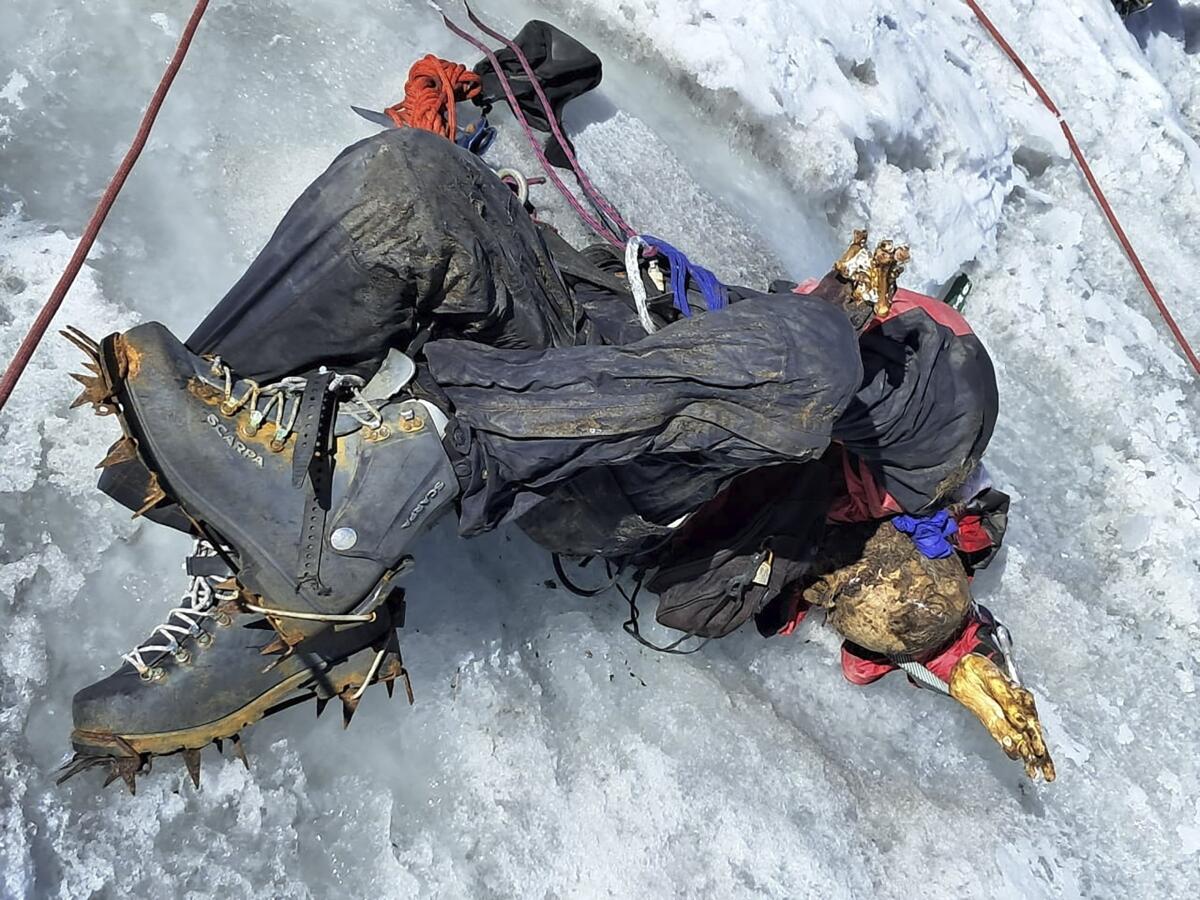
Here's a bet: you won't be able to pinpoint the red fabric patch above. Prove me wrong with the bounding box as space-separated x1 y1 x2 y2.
827 448 902 523
871 288 974 337
953 514 994 554
840 644 897 685
919 615 987 683
777 597 812 637
790 280 974 338
838 613 991 687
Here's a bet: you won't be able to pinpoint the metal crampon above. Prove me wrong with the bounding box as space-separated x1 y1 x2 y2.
56 732 249 795
62 326 119 416
57 322 431 795
56 636 410 795
64 327 170 520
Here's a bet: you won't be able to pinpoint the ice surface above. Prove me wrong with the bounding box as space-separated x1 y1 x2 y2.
1 0 1199 897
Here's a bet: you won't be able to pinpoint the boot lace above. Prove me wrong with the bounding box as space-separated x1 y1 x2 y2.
122 539 239 678
122 538 380 679
207 357 383 447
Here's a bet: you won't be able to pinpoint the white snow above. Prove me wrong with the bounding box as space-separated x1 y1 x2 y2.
149 14 172 37
0 71 28 110
1 0 1199 897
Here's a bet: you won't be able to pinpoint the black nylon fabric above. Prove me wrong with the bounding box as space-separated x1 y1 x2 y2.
646 460 833 639
187 128 582 382
472 20 603 168
425 292 863 535
832 310 998 513
957 487 1010 575
177 124 996 645
182 127 861 564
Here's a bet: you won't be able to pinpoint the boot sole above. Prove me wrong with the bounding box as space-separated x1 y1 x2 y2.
73 665 318 757
61 639 410 790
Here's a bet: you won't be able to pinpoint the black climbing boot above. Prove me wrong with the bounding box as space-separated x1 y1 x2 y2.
59 540 413 793
63 322 460 646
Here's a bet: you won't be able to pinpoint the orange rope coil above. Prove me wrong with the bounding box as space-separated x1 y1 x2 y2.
384 54 481 139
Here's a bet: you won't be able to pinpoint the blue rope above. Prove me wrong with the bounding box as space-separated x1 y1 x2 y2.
640 234 728 317
892 510 958 559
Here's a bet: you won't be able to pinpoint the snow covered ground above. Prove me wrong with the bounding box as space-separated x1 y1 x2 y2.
1 0 1198 896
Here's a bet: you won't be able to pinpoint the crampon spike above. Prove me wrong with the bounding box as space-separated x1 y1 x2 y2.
377 655 406 703
59 329 103 368
214 738 224 755
315 697 329 719
259 635 289 657
341 694 360 729
59 742 150 794
230 733 249 770
132 477 167 519
183 747 202 788
61 325 101 355
55 753 108 786
115 758 139 795
97 436 138 469
68 371 113 411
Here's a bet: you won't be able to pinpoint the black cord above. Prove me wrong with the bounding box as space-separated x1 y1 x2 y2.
615 563 717 655
553 548 765 656
552 553 617 597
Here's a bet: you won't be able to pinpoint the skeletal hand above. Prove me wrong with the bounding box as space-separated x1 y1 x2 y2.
949 652 1056 782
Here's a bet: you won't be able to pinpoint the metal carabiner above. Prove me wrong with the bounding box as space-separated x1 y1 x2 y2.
993 623 1022 687
495 167 529 206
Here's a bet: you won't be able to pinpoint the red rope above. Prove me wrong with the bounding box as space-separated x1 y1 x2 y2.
964 0 1200 377
384 54 481 139
0 0 211 413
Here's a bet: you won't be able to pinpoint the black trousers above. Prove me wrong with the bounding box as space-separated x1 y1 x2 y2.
189 129 863 546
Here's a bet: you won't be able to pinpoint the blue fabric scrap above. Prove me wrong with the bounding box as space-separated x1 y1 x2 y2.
892 509 958 559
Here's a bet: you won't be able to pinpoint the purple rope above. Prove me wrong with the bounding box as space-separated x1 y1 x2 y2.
640 234 728 316
441 9 729 312
464 4 635 241
440 11 623 248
